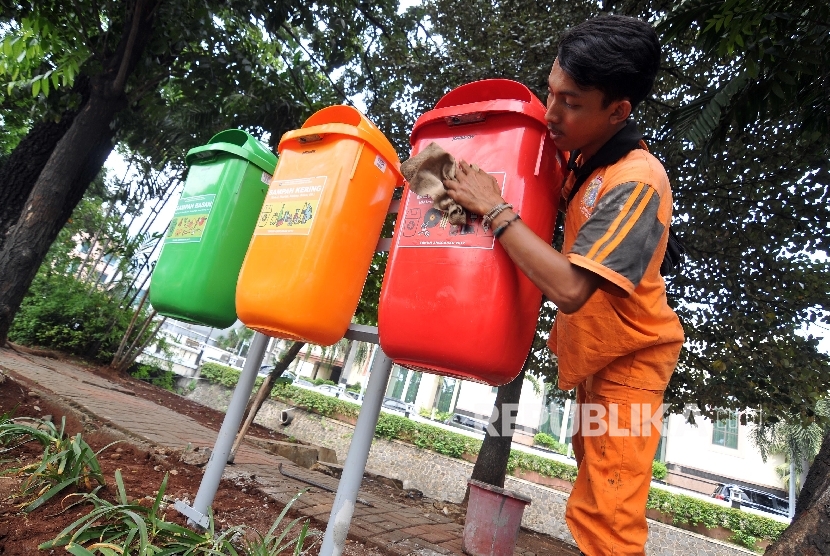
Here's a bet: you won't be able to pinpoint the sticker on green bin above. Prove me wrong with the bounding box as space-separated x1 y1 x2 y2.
165 194 216 244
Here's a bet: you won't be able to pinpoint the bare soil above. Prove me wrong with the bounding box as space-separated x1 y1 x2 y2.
0 352 579 555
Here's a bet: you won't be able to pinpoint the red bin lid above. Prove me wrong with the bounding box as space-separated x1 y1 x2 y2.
411 79 547 145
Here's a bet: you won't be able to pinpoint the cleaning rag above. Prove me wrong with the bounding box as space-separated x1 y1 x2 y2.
400 142 478 226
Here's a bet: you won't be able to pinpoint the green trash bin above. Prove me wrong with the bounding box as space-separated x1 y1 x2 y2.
150 129 277 328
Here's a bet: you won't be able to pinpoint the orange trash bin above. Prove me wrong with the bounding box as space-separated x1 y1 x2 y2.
236 105 403 345
378 79 565 385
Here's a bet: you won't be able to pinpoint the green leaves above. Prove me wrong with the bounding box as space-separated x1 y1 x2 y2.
2 416 110 513
0 14 90 99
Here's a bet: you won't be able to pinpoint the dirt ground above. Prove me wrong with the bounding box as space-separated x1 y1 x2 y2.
0 353 580 555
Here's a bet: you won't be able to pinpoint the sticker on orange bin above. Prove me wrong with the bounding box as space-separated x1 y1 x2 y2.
165 194 215 244
254 176 326 236
397 172 505 249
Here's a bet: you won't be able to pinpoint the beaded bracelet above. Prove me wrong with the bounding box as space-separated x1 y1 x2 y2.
493 213 521 239
482 202 513 227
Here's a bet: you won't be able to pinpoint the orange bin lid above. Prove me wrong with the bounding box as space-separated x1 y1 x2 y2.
279 105 403 182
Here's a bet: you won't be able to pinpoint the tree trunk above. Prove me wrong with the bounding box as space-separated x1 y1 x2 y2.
228 341 305 462
468 364 528 491
0 106 82 252
765 430 830 555
0 0 157 344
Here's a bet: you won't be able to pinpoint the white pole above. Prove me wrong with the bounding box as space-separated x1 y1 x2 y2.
175 332 269 528
320 349 394 556
789 458 796 519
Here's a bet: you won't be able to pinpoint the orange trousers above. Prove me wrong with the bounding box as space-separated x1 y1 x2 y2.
566 376 664 556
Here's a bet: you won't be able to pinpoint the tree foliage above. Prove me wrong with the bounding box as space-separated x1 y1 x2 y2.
0 0 402 343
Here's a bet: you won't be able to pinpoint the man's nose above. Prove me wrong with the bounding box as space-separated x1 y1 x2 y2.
545 102 560 124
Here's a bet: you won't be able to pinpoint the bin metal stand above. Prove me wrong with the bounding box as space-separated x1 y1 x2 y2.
175 331 269 528
176 201 401 541
320 345 393 556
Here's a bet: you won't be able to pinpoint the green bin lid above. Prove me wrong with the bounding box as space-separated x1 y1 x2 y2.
185 129 278 174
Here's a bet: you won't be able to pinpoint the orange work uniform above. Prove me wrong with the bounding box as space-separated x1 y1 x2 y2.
547 144 684 555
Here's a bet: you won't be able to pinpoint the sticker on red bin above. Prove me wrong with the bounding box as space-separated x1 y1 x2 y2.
397 172 505 249
374 155 387 173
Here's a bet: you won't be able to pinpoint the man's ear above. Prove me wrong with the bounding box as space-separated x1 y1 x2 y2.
609 100 632 124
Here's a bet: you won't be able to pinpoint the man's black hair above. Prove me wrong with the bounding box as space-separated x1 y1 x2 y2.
557 15 660 109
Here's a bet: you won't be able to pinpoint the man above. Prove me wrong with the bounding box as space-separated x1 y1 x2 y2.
444 15 685 556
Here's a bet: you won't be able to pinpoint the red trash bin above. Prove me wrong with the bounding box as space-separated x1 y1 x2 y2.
378 79 565 385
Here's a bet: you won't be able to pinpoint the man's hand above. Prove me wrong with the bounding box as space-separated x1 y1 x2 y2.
443 160 506 215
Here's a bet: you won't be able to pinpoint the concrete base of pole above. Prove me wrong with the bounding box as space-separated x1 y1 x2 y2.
319 348 394 556
175 331 269 529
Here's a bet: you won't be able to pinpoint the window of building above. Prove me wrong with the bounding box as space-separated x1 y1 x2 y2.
712 410 739 449
403 371 421 404
385 366 408 399
435 377 457 413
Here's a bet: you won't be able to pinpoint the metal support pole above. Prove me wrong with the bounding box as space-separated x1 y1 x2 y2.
320 348 394 556
175 331 269 528
788 458 796 519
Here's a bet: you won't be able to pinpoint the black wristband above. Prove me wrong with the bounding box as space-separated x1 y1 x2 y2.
493 214 521 239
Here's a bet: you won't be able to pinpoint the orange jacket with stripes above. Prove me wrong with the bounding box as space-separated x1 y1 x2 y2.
548 144 684 392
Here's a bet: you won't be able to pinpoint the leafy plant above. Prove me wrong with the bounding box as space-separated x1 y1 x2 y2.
41 471 242 554
40 471 312 555
128 362 176 391
3 417 114 512
240 489 312 555
533 432 568 455
8 271 150 363
652 460 668 481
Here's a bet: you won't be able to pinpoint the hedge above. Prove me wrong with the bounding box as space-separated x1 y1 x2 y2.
647 488 787 551
533 432 569 455
197 366 786 550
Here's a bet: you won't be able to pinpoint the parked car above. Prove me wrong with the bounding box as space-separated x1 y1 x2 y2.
257 366 296 384
444 413 489 433
712 484 789 517
343 390 363 404
292 377 316 389
316 384 344 397
381 397 414 416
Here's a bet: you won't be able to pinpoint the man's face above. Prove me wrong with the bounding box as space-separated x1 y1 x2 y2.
545 59 629 160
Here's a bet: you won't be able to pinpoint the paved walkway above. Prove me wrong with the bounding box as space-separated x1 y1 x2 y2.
0 348 578 555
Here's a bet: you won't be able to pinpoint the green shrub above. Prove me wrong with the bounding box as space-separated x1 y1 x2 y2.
346 383 361 392
9 272 151 362
646 488 787 550
270 383 361 419
128 363 176 392
507 450 579 483
533 432 568 455
416 408 453 422
311 378 337 386
199 362 270 392
652 460 668 480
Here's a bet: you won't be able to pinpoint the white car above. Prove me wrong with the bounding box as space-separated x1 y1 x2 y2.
316 384 345 397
